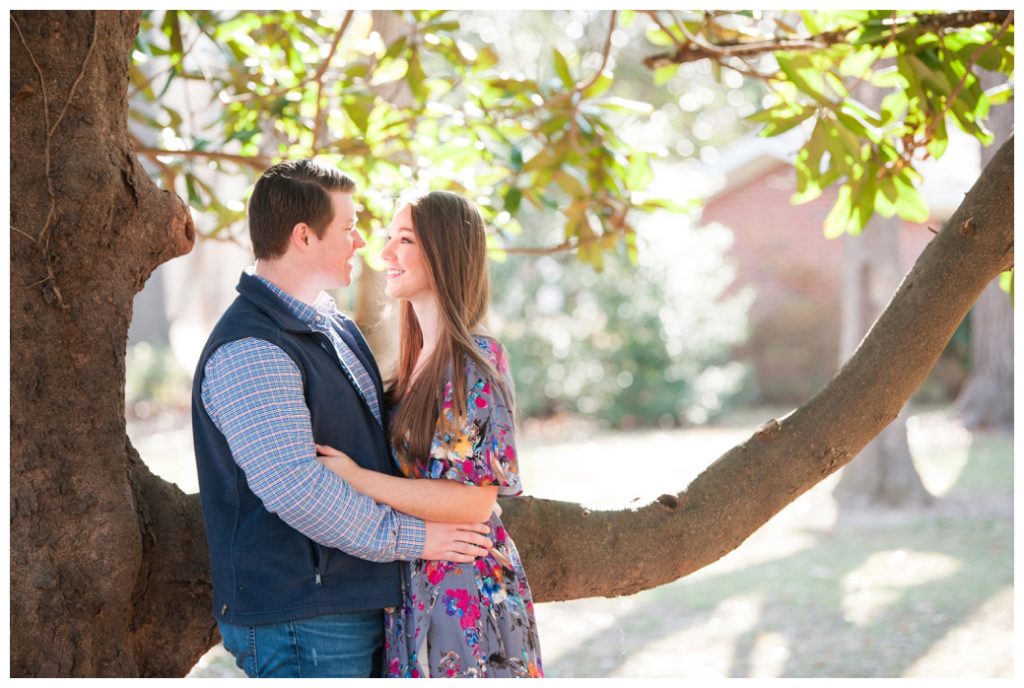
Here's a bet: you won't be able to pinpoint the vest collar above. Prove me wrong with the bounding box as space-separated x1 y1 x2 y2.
236 271 315 335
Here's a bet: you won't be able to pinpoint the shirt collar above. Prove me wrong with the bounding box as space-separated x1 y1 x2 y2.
249 270 338 329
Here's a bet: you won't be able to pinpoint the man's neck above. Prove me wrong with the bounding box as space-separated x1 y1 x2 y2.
255 259 320 305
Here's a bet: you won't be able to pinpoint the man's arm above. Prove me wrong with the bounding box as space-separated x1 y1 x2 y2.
202 338 490 562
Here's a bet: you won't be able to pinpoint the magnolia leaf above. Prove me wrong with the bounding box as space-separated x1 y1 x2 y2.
823 184 854 238
892 174 929 223
553 48 574 89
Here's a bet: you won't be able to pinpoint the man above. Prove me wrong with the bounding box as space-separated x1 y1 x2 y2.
192 160 492 678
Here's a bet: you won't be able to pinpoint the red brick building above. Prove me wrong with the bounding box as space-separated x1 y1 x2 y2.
698 128 979 402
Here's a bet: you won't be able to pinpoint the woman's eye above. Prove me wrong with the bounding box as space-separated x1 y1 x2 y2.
401 238 413 244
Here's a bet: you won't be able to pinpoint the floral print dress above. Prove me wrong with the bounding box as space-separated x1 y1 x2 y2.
384 336 543 678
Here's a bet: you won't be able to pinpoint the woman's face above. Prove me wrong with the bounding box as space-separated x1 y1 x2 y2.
381 204 432 302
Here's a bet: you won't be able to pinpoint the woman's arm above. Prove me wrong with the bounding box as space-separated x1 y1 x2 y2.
316 445 498 523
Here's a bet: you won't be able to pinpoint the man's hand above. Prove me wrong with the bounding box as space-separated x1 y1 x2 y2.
421 521 493 562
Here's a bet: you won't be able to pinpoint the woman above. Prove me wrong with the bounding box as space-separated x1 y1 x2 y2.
316 191 543 678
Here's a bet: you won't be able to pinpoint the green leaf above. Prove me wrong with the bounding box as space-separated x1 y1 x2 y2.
554 168 587 197
597 97 654 114
823 183 854 238
553 48 574 89
754 104 817 137
849 174 876 234
638 197 697 213
343 94 374 133
510 146 523 172
184 173 201 205
865 66 907 89
384 34 408 61
522 145 559 172
838 46 880 77
625 152 653 189
985 83 1013 105
776 53 831 104
407 49 427 101
892 174 929 223
800 10 821 35
162 10 184 61
503 187 522 214
653 64 678 86
371 56 408 85
926 114 948 159
874 175 898 217
582 70 614 99
879 90 908 125
475 45 499 70
645 22 675 47
999 269 1013 302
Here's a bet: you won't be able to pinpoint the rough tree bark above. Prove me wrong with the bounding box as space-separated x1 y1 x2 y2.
10 10 203 676
8 10 1015 677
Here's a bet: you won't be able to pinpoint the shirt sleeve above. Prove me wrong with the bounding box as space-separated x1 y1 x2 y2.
201 337 425 562
427 341 523 497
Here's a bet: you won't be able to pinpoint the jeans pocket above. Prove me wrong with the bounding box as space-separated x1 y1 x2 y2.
218 621 258 678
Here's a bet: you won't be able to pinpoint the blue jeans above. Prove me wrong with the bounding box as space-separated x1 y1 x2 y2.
218 609 384 678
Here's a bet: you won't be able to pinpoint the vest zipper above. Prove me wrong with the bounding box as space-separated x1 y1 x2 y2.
315 568 322 586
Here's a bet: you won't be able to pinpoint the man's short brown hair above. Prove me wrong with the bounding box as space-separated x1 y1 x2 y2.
248 160 356 259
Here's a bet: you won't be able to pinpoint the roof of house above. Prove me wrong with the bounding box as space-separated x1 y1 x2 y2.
701 121 982 219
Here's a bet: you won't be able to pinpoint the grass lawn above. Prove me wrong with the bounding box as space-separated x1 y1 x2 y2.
136 406 1011 678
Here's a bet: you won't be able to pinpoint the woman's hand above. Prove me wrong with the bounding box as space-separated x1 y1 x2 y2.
315 443 360 479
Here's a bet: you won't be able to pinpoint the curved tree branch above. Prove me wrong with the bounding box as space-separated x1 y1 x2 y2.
643 9 1014 69
500 135 1014 601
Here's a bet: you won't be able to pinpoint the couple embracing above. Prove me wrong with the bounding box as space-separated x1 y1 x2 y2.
192 160 543 678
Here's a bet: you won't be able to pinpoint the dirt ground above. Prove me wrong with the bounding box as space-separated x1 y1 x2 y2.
160 408 1012 678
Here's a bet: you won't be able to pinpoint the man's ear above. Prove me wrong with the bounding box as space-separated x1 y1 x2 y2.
290 222 312 251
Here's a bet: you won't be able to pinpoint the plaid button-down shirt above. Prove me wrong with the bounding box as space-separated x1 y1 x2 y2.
201 274 424 562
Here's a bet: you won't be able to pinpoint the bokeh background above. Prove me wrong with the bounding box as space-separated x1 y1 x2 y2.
120 10 1013 678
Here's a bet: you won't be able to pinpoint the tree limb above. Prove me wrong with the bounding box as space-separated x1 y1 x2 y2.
501 135 1014 601
133 145 271 170
643 9 1013 69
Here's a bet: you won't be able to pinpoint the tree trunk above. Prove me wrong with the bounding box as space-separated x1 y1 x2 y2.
955 71 1014 431
832 219 932 509
10 10 203 676
8 10 1015 676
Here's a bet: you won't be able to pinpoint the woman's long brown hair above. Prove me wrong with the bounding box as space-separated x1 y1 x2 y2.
385 191 511 476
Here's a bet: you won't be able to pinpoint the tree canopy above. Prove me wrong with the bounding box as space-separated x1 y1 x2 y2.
130 9 1013 275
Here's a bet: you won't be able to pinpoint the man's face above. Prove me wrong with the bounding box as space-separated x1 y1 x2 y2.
307 191 364 289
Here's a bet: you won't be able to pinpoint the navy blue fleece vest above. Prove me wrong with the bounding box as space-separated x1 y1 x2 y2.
191 272 403 625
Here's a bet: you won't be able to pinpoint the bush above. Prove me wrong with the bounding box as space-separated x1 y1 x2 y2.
490 219 752 428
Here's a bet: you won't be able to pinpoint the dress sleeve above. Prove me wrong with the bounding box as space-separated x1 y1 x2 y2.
428 340 522 497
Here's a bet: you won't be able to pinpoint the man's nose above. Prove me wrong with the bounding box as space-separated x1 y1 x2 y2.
354 229 367 249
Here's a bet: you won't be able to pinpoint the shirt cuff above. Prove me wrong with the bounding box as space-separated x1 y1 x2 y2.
392 512 426 561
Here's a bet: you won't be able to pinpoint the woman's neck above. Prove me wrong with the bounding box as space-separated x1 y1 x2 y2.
410 295 442 354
